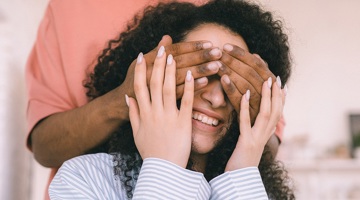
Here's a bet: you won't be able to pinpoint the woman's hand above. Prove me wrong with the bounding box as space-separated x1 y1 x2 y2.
127 46 195 168
225 76 285 171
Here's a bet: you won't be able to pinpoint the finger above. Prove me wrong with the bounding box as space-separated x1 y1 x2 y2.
149 46 166 111
179 70 194 119
239 90 252 138
252 77 273 136
157 35 173 47
174 48 222 69
127 96 140 136
220 52 263 94
175 61 220 85
220 75 259 124
176 77 208 99
166 40 213 56
163 54 177 111
146 40 213 62
283 84 288 105
266 76 284 135
223 44 276 81
134 52 151 113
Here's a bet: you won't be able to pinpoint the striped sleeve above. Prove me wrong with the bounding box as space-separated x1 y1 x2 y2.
209 167 268 200
133 158 211 200
49 153 127 200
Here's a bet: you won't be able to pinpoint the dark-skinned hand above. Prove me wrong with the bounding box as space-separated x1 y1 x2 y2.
218 43 277 124
122 35 222 100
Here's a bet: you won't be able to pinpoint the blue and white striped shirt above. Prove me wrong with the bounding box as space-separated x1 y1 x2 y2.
49 153 268 200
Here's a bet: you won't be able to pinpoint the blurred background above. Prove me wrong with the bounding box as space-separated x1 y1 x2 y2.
1 0 360 199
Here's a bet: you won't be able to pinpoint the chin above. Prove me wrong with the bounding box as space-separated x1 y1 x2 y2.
190 136 217 155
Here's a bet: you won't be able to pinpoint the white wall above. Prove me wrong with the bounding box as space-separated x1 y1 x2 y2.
0 0 49 200
1 0 360 199
261 0 360 159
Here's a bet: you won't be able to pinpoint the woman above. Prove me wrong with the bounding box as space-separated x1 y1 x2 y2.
49 0 294 199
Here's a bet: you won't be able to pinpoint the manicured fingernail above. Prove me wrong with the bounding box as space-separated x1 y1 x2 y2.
195 77 207 84
186 70 192 82
284 84 288 96
223 44 233 52
157 46 165 57
267 77 272 88
276 76 282 88
202 42 212 49
245 90 250 101
125 94 129 107
167 54 173 65
209 48 221 57
137 52 143 64
223 75 231 85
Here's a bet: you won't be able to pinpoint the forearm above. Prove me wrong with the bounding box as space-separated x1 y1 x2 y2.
31 87 128 168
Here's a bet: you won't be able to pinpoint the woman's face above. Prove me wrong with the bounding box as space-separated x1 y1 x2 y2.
184 23 249 155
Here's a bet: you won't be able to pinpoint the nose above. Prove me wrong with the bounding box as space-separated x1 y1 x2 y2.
200 80 227 108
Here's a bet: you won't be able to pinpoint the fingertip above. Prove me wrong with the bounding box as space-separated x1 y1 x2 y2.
137 52 143 64
185 70 193 82
221 74 231 85
245 90 250 102
125 94 130 107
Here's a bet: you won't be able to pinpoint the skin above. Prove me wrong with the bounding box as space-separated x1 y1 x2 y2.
128 24 285 172
31 38 222 168
31 28 279 168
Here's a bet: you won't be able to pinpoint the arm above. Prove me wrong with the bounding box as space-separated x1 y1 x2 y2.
210 167 267 200
29 34 221 167
48 154 210 200
133 158 210 200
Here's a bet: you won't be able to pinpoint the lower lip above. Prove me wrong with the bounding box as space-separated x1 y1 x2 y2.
192 118 219 132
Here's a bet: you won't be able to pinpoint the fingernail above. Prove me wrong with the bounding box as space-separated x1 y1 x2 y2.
209 48 221 57
245 90 250 101
125 94 129 107
157 46 165 57
276 76 282 88
186 70 192 82
207 62 219 71
167 54 173 65
223 44 233 52
202 42 212 49
195 77 207 84
284 84 288 96
267 77 272 88
137 52 143 64
223 75 230 85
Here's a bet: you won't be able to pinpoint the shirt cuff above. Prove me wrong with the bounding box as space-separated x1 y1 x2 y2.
210 167 268 200
133 158 211 200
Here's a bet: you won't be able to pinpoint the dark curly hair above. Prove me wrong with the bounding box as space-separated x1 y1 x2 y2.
85 0 294 199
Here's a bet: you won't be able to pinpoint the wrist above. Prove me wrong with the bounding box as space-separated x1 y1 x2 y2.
100 85 130 125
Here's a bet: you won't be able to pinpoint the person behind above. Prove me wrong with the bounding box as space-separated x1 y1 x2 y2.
49 0 294 199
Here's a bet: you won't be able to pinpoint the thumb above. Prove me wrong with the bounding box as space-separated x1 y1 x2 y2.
157 35 173 47
127 95 140 135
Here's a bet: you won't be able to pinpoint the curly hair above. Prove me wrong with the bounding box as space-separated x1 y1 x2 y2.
84 0 294 199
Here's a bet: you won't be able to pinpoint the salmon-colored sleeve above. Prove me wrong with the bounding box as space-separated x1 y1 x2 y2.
25 3 83 150
274 115 286 143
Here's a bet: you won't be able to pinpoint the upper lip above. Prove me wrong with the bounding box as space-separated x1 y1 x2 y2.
192 107 224 123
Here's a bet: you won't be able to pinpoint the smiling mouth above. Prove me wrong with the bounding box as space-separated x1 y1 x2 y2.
192 111 220 126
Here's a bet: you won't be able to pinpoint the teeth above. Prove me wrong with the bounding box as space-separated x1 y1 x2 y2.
192 111 220 126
